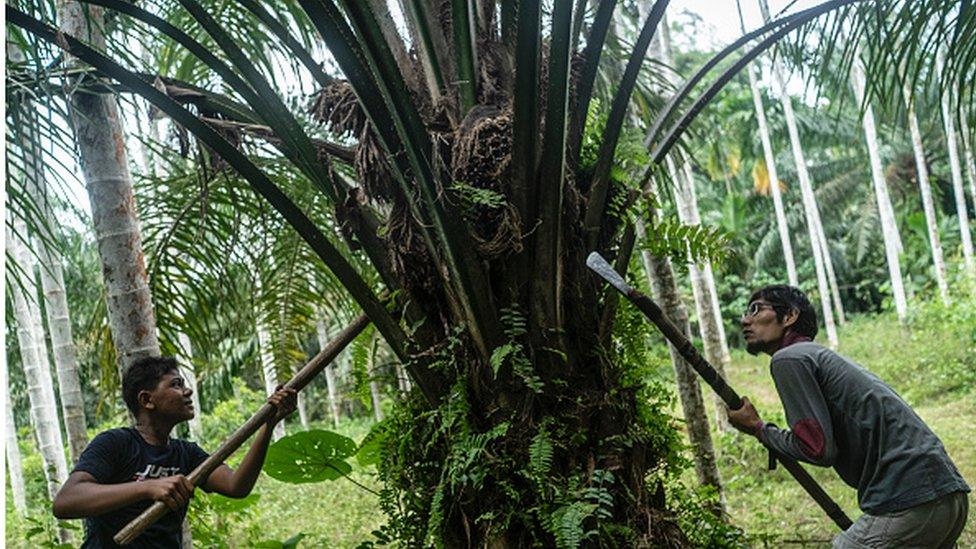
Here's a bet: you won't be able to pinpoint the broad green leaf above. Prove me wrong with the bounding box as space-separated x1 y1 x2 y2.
264 430 357 483
207 492 260 513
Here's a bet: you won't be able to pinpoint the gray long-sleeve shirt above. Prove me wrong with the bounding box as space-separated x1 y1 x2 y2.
758 342 969 515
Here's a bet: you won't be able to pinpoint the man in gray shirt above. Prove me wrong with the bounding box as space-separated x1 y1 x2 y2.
728 285 969 548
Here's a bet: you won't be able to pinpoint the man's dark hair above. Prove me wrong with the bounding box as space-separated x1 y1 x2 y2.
749 285 819 339
122 356 180 415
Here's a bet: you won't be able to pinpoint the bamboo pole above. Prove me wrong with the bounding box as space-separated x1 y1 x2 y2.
114 313 371 545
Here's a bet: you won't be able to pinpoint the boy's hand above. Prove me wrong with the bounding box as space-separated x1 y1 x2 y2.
141 475 195 512
727 396 764 436
267 385 298 425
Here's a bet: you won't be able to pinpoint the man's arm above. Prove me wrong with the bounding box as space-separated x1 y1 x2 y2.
759 357 837 466
203 387 296 498
53 471 195 519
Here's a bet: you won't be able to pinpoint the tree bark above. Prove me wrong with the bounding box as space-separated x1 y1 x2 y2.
315 316 343 428
936 49 975 275
960 114 976 240
3 357 28 514
636 219 725 509
58 1 162 371
6 222 70 508
10 36 90 464
903 83 949 302
256 317 285 441
850 57 908 321
737 3 799 286
176 332 203 439
758 0 839 348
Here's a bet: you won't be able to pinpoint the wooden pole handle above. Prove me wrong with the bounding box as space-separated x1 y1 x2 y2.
114 313 371 545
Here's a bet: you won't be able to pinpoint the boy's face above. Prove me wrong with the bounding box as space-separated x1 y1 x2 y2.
141 370 195 421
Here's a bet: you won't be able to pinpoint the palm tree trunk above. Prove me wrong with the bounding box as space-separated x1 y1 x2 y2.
296 392 310 429
903 83 949 302
758 0 839 348
58 1 162 371
960 115 976 228
656 15 732 432
936 49 975 274
6 222 70 505
368 333 384 422
743 55 799 286
256 318 286 441
9 41 90 463
850 57 908 321
636 219 724 509
4 359 28 514
315 315 343 428
175 332 203 439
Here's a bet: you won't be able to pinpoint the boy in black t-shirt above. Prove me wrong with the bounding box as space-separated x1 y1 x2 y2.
53 356 297 547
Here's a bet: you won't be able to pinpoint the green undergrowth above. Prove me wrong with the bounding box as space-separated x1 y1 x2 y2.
714 289 976 547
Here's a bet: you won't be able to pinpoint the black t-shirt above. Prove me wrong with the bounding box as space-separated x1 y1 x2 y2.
72 428 209 548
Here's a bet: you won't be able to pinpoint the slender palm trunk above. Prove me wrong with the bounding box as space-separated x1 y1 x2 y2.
936 49 975 274
743 56 799 285
903 83 949 302
368 333 384 422
758 0 839 347
636 219 724 509
315 315 343 428
176 332 203 439
19 122 90 463
256 318 285 441
6 222 70 504
850 58 908 321
58 1 162 371
960 112 976 243
4 358 28 514
735 0 798 286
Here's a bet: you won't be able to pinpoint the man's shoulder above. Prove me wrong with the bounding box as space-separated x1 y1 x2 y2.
771 341 826 362
89 427 137 446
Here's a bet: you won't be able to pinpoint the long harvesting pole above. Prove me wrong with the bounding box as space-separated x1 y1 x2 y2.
586 253 853 531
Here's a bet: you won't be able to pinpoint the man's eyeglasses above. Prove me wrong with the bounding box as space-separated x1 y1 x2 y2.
742 302 776 319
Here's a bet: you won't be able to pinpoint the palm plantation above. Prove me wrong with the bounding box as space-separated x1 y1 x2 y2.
5 0 975 546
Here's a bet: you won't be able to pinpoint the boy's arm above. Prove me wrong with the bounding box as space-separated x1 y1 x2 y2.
52 471 195 519
203 387 296 498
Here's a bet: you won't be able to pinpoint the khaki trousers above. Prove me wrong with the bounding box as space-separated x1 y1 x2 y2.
833 491 969 548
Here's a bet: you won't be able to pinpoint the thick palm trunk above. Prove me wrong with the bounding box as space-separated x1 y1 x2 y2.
738 3 798 286
903 84 949 302
4 358 28 514
315 316 343 428
936 49 975 274
58 1 162 370
636 219 724 508
758 0 839 347
6 222 70 504
850 58 908 321
256 319 286 441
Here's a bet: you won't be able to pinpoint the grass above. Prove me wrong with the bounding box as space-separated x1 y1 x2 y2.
715 312 975 547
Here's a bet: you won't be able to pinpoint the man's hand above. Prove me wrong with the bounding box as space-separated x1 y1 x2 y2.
267 385 298 425
141 475 195 512
727 396 764 437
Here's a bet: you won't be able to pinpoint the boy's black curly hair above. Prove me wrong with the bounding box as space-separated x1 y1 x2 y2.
749 285 819 339
122 356 180 415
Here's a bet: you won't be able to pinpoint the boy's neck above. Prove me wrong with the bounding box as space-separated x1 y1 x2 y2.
134 417 175 446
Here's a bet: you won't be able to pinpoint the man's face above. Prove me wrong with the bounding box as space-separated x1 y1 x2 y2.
143 371 195 421
741 299 789 356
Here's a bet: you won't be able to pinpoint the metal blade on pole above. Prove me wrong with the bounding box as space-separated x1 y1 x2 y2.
586 252 852 531
114 313 372 545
